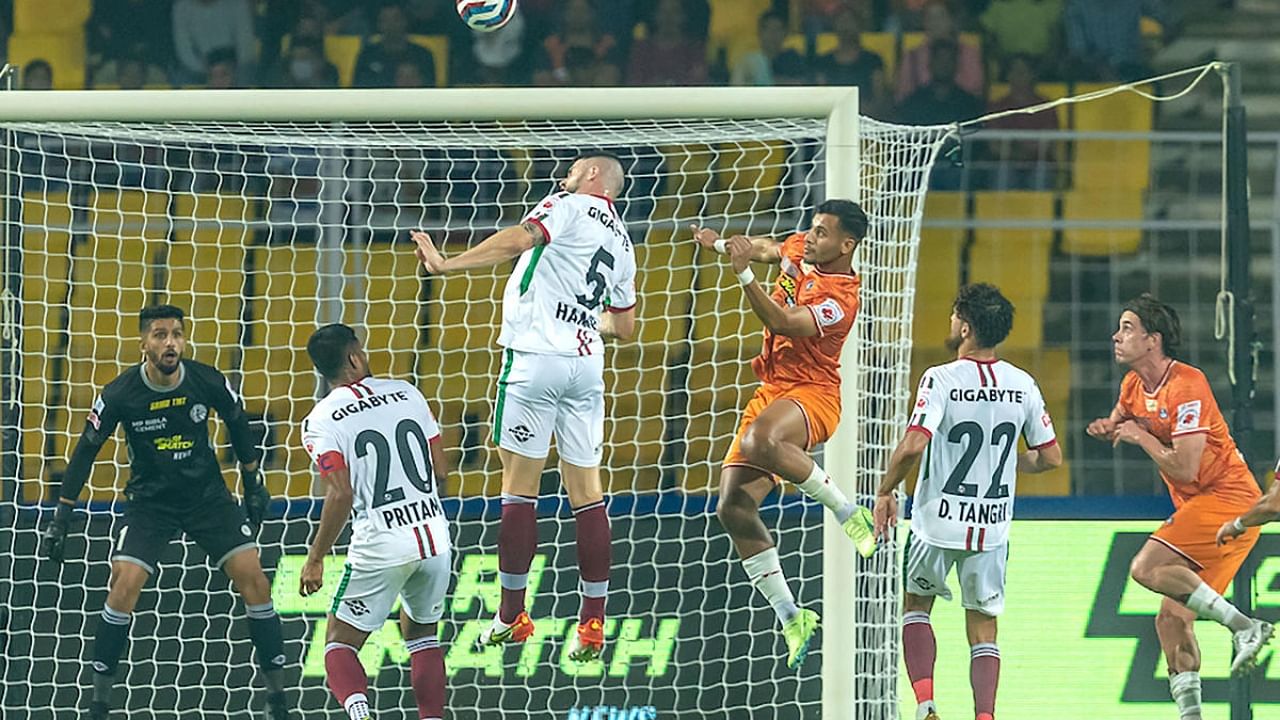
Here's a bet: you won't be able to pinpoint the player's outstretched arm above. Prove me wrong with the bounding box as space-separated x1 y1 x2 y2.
689 224 781 265
211 374 269 526
1218 473 1280 544
600 307 636 341
413 223 541 275
299 458 353 597
872 428 930 541
40 436 105 562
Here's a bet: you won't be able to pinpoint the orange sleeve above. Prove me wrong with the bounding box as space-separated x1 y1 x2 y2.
1167 372 1213 438
805 277 859 337
780 232 806 265
1114 372 1137 419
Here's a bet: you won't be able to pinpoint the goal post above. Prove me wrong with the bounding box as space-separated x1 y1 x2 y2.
0 87 948 719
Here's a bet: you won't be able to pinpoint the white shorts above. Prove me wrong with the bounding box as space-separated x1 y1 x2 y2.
903 532 1008 617
331 552 451 632
493 349 605 467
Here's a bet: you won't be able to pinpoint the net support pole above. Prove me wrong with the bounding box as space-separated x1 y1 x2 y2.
1220 61 1257 720
823 87 861 719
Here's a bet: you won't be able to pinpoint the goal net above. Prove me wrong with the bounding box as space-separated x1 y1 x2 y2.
0 94 949 719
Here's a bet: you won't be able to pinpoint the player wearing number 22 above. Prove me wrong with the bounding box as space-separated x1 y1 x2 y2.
412 153 637 662
38 305 290 720
690 200 877 670
1087 294 1272 720
874 284 1062 720
299 325 451 720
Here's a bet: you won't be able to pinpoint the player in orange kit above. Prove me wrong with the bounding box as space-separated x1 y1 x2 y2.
1088 293 1272 720
690 199 876 670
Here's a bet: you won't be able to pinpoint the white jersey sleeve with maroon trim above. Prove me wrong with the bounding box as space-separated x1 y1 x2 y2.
906 367 947 438
1022 381 1057 450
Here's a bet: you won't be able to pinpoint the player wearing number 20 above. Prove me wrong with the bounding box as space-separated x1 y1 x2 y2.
873 284 1062 720
299 324 451 720
412 153 637 662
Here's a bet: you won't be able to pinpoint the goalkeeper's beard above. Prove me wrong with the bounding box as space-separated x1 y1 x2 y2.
147 350 182 375
945 332 963 354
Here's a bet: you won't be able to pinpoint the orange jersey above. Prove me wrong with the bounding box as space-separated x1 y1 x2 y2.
1115 361 1260 508
751 233 861 388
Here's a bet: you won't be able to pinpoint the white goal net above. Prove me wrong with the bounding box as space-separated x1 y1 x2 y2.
0 104 949 719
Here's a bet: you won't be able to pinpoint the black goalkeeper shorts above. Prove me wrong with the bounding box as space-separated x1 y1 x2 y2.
112 491 257 573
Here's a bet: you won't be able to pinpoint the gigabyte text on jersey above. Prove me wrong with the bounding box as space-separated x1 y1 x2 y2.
330 390 412 422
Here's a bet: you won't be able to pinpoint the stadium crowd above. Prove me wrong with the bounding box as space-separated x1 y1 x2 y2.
1 0 1172 126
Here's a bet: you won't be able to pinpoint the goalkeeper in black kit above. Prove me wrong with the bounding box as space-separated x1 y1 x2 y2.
40 305 293 720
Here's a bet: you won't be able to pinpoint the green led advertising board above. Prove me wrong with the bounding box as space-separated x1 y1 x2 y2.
898 520 1280 719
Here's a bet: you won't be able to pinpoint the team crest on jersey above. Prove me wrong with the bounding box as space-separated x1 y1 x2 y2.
510 425 534 443
190 403 208 423
1159 409 1168 419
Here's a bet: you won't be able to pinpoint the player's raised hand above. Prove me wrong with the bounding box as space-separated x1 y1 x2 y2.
1112 420 1146 448
727 235 753 272
298 558 324 597
872 493 897 543
1086 417 1117 441
412 230 447 274
40 503 74 563
688 224 721 250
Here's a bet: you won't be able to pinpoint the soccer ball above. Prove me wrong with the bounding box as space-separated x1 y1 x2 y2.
456 0 518 32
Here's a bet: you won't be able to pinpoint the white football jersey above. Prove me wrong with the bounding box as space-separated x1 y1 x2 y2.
301 376 450 570
906 358 1057 551
498 192 637 356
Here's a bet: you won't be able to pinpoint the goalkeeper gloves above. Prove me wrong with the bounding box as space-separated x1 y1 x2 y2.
40 502 74 562
241 466 271 531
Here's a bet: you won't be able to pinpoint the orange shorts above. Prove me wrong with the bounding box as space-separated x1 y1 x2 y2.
1151 493 1260 593
723 383 842 479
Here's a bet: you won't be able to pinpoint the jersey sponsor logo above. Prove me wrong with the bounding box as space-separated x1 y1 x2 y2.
149 396 187 411
777 274 798 305
948 387 1026 403
190 403 208 423
1175 400 1201 431
153 434 194 451
509 424 534 443
131 417 168 432
330 390 412 422
586 205 626 238
555 301 599 330
380 496 445 530
813 298 844 327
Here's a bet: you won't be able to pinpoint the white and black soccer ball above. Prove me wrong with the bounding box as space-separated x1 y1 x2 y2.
456 0 518 32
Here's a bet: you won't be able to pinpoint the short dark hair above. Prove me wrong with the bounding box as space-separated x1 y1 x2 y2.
1123 293 1182 358
758 10 787 29
815 199 869 240
307 323 360 380
138 305 185 333
953 283 1015 349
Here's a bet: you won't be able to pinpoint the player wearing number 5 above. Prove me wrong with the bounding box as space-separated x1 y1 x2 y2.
873 284 1062 720
299 324 452 720
412 153 637 662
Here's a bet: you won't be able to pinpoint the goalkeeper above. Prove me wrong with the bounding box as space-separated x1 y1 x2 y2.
40 305 292 720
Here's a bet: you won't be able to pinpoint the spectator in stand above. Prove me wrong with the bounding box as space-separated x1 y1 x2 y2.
395 60 426 88
567 46 622 87
801 0 876 33
980 0 1062 77
985 54 1059 189
22 60 52 91
267 37 339 88
88 0 172 73
886 0 931 32
732 11 808 86
205 47 239 89
355 4 438 88
895 39 983 124
627 0 708 87
173 0 257 85
533 0 620 86
814 9 887 114
894 0 983 103
467 7 529 85
92 51 169 89
1065 0 1170 81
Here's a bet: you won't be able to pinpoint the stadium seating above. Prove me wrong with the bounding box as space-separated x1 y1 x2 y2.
324 35 364 88
1071 83 1153 190
1002 348 1071 495
353 246 423 379
408 35 449 88
708 0 774 67
781 32 898 82
1061 188 1145 255
913 191 966 349
968 191 1054 350
12 0 91 34
7 31 87 89
635 236 695 347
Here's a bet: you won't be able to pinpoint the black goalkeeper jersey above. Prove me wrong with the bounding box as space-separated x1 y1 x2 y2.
71 359 261 503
